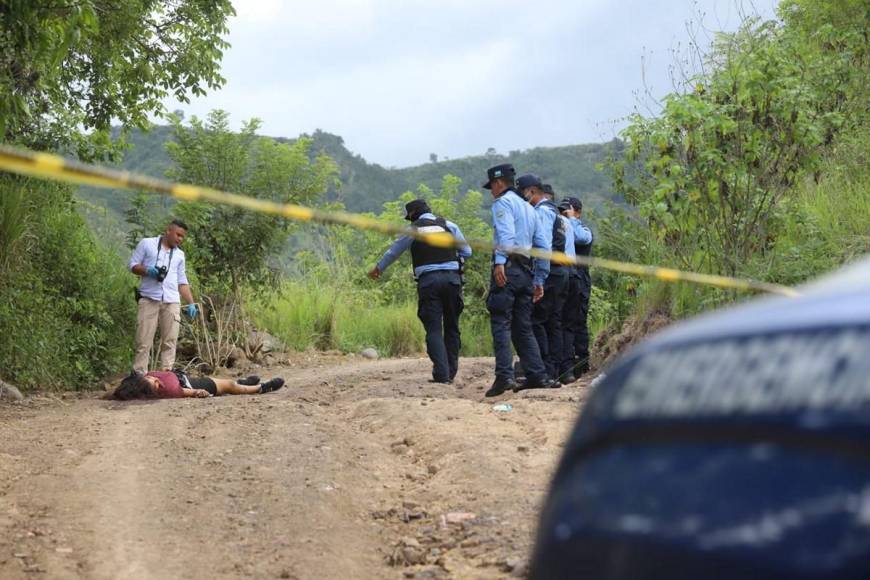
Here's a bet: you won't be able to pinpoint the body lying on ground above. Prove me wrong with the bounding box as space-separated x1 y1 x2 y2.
112 370 284 400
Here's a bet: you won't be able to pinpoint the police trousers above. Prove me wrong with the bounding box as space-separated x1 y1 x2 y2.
532 267 569 379
417 270 463 382
561 272 592 375
487 264 547 382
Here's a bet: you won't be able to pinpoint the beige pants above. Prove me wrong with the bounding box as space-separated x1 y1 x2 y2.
133 299 181 373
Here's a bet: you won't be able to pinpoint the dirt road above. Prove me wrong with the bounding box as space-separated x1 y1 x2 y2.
0 355 591 579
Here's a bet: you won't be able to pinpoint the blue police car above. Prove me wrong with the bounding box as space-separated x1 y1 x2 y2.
530 258 870 579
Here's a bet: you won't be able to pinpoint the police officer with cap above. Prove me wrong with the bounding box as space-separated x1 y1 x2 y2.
369 199 471 384
557 196 593 380
483 164 555 396
517 178 572 383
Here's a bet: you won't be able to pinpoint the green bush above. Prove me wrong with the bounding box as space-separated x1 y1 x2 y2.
0 177 135 389
593 0 870 336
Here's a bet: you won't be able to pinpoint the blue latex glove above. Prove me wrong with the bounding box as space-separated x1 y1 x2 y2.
185 304 198 318
145 266 160 278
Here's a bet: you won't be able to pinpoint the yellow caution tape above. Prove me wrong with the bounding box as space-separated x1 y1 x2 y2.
0 144 799 297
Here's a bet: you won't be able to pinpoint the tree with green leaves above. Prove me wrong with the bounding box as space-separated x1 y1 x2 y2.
167 110 339 301
606 1 867 277
0 0 234 159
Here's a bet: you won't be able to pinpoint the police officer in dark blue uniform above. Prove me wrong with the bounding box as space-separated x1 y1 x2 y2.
517 175 571 384
557 196 593 381
369 199 472 384
483 164 555 397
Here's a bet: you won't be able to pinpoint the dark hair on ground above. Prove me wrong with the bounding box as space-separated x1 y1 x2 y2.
170 218 189 231
113 374 154 400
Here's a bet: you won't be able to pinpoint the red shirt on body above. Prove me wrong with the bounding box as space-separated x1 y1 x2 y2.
145 371 185 398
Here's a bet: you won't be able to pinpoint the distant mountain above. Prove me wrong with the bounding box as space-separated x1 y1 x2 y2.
77 125 621 222
300 130 621 213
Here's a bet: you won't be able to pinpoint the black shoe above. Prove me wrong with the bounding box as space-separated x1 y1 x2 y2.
259 378 285 393
237 375 260 386
428 379 452 385
513 377 558 392
485 378 517 398
573 357 590 376
515 375 556 387
559 372 576 385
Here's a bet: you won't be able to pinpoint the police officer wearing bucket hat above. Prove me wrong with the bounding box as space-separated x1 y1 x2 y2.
483 164 555 396
557 196 593 381
369 199 472 384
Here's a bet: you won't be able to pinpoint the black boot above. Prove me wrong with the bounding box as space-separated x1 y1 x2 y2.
514 376 559 392
485 377 517 397
558 371 576 385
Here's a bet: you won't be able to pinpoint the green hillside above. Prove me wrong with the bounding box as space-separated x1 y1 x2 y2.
76 124 618 219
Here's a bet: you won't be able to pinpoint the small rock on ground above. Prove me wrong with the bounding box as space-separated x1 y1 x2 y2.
0 380 23 401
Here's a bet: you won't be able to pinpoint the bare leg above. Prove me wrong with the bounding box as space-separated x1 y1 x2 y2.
212 379 261 396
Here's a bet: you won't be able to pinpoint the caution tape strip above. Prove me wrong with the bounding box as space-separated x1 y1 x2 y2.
0 144 799 297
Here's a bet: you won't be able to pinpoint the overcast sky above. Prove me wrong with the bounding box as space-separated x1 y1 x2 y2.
167 0 778 168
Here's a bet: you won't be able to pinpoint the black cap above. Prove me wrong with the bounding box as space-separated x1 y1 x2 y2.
482 163 515 189
542 184 555 197
558 196 583 212
403 199 431 221
516 173 543 192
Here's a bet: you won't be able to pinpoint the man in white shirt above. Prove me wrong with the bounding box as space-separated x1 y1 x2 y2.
128 219 198 373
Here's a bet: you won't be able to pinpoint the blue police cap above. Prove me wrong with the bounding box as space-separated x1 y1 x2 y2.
542 184 555 197
530 257 870 579
482 163 516 189
516 173 543 192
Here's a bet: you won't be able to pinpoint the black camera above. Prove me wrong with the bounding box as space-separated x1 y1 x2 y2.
155 265 168 282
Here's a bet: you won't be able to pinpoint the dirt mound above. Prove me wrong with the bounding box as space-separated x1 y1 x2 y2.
592 309 672 369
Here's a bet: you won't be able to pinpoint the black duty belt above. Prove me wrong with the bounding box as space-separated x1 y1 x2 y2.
505 255 532 269
416 267 459 280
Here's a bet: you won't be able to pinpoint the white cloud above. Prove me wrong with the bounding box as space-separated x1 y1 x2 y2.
166 0 778 167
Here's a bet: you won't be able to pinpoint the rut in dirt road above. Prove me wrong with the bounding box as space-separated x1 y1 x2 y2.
0 356 590 579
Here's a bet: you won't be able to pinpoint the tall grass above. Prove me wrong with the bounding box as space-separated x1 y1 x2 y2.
0 180 28 270
252 280 495 357
757 131 870 286
0 178 136 389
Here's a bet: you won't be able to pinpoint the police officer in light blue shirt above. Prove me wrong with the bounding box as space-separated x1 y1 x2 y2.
558 196 594 381
519 177 571 384
369 199 471 384
484 164 555 397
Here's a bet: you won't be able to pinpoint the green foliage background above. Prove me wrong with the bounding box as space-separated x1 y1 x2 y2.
0 177 135 387
2 0 868 390
0 0 233 389
597 0 870 323
0 0 234 159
